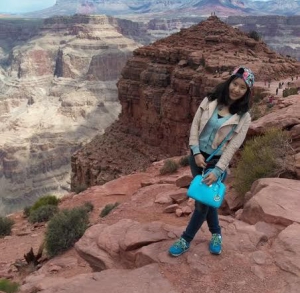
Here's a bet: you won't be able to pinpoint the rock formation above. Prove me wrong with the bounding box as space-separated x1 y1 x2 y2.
227 15 300 60
0 14 140 215
71 16 300 189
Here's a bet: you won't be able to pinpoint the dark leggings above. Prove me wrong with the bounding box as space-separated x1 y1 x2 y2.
182 154 224 242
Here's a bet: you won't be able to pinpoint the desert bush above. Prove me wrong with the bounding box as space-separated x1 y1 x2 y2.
30 195 59 213
0 279 19 293
159 159 179 175
252 88 265 104
45 207 89 257
250 104 262 121
234 128 291 196
283 87 298 97
100 202 119 218
73 184 88 194
0 217 14 237
23 206 31 218
83 201 94 213
28 205 59 224
248 30 261 41
179 155 190 167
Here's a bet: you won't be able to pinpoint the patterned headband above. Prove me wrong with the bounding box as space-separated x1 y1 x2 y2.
232 66 255 88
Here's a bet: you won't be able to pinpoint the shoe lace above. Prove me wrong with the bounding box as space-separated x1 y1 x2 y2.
211 234 222 247
174 238 188 249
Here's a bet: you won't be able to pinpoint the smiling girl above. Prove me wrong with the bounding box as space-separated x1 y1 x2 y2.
169 66 255 256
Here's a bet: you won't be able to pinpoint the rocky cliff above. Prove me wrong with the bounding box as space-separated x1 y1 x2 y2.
0 14 141 215
71 16 300 189
227 15 300 60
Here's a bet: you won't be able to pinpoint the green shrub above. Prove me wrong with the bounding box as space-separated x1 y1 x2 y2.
100 202 119 218
252 88 265 103
283 87 298 97
73 184 88 194
179 155 190 167
250 104 262 121
45 207 89 257
0 217 14 237
83 201 94 213
248 30 261 41
0 279 19 293
23 206 31 218
234 128 291 196
159 159 179 175
31 195 59 212
29 205 59 223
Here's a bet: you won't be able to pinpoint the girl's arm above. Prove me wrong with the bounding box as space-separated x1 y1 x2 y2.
189 97 207 154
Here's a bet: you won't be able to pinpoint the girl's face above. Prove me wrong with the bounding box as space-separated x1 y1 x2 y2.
229 77 248 101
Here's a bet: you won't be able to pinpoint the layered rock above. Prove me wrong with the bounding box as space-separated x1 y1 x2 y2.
0 15 140 215
71 16 300 189
227 15 300 60
0 18 41 42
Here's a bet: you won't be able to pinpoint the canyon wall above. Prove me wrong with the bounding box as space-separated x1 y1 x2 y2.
0 14 140 215
227 15 300 60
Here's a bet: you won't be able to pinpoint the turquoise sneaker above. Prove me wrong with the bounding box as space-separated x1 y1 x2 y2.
169 237 190 256
209 234 222 255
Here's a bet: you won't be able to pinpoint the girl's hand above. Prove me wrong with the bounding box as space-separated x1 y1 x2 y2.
194 154 207 169
203 172 217 186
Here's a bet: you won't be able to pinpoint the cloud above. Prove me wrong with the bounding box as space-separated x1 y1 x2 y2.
0 0 56 13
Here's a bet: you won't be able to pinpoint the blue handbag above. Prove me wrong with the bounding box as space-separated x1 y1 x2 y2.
187 126 236 208
187 171 226 208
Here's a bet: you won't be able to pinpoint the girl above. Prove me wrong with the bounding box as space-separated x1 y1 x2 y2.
169 66 254 256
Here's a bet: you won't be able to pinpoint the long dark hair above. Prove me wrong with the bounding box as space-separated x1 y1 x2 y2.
207 75 251 115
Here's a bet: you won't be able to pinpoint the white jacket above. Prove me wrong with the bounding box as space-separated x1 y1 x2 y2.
189 97 251 171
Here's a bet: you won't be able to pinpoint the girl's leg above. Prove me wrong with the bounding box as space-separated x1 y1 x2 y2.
206 170 226 235
169 154 223 256
206 207 221 235
181 154 209 242
181 201 209 242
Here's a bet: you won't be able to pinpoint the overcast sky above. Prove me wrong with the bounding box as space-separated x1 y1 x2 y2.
0 0 269 14
0 0 56 13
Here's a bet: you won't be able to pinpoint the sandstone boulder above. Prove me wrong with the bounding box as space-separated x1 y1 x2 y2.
74 219 178 271
241 178 300 226
272 223 300 277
